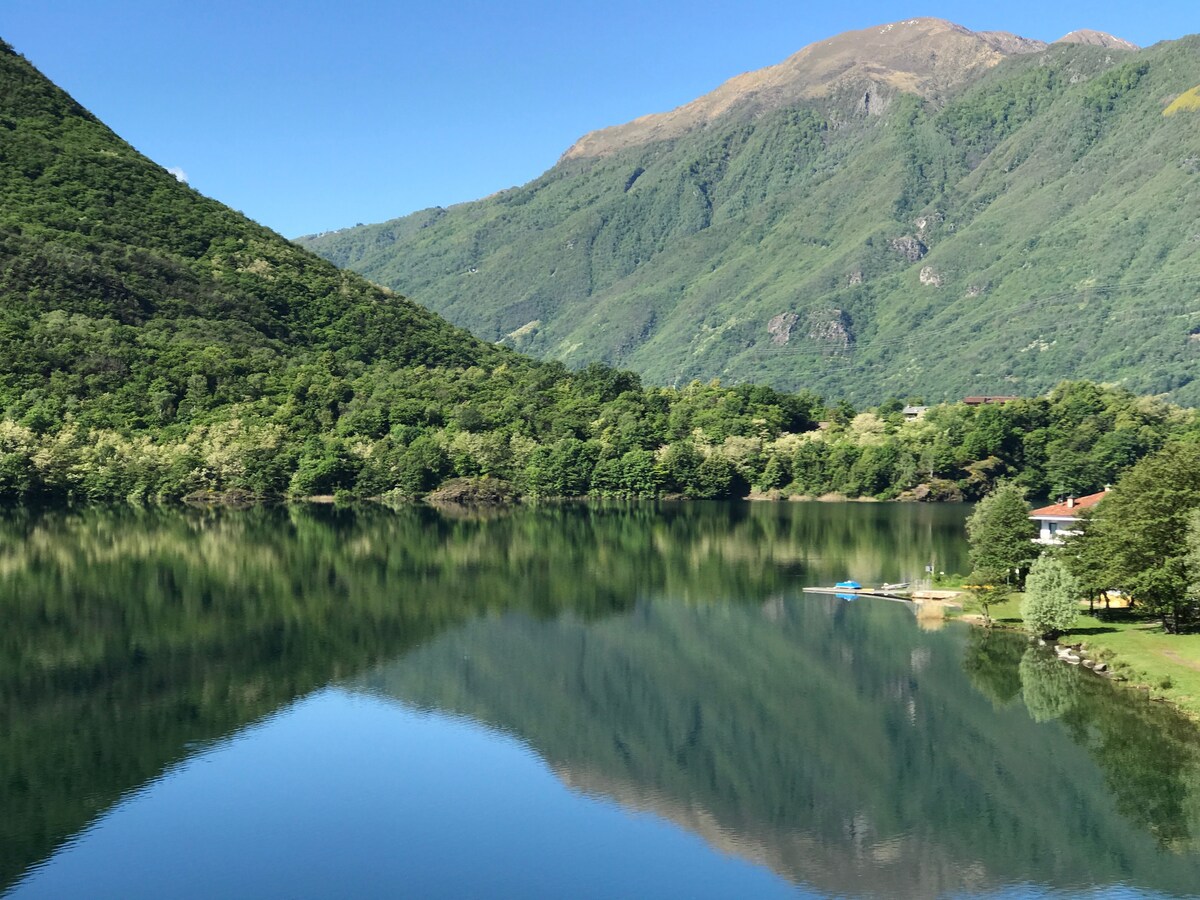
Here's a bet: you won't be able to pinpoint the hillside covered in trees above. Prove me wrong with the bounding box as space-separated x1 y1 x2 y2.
301 20 1200 405
1 37 1197 505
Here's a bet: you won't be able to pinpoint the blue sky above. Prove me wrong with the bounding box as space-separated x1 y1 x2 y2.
3 1 1191 237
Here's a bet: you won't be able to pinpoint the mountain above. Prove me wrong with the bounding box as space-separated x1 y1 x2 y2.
562 18 1047 160
0 32 523 473
1055 29 1140 50
0 38 828 503
300 20 1200 405
1 33 1194 507
0 37 497 408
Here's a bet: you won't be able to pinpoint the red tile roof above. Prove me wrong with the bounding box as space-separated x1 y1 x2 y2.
1029 490 1108 519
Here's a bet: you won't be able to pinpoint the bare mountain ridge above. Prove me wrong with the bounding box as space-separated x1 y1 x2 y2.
563 17 1134 160
1056 29 1140 50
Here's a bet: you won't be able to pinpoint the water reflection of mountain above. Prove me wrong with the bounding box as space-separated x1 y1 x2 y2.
2 502 1198 897
353 599 1200 897
1 501 953 891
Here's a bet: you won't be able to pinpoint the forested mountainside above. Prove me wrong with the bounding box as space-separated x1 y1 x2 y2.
2 35 1198 505
0 37 500 417
301 19 1200 405
0 37 822 503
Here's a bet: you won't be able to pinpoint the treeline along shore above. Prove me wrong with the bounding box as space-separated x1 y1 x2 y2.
0 375 1194 506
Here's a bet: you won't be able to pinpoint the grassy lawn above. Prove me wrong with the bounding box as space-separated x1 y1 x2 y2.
985 594 1024 626
1065 610 1200 717
948 591 1200 717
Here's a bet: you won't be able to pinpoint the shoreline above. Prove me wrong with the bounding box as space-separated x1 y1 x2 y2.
951 598 1200 722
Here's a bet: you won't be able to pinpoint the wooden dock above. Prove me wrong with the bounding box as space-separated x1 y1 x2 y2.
802 586 964 607
802 586 913 603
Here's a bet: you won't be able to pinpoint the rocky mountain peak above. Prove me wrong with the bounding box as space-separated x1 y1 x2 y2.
562 18 1047 160
1055 29 1139 50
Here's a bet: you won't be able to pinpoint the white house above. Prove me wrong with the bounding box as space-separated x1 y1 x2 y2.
1028 489 1108 545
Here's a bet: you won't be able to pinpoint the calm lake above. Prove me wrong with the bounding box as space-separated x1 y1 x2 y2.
4 501 1200 898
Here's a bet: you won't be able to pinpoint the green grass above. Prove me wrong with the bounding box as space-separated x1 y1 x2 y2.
931 573 973 589
1064 610 1200 716
976 589 1200 716
945 590 1022 622
953 590 1200 717
1164 85 1200 115
986 594 1025 625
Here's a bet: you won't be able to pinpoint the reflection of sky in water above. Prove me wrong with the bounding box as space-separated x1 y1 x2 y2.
7 689 802 900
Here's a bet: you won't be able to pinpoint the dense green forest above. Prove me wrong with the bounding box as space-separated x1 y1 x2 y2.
301 29 1200 404
2 38 1198 505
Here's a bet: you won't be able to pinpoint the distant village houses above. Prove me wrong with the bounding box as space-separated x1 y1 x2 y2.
962 395 1019 406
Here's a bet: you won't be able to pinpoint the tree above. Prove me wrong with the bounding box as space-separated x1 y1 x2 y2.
692 455 747 499
757 453 789 492
288 439 362 496
659 441 701 494
1187 509 1200 606
1021 555 1080 639
1059 506 1116 611
393 435 451 494
1084 443 1200 633
620 449 662 496
965 581 1005 627
965 481 1038 587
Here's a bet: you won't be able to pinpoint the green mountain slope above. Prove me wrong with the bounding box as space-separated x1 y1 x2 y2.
0 37 496 429
300 21 1200 404
0 38 830 503
2 34 1195 506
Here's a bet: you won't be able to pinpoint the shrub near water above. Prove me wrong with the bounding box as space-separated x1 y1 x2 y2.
1022 555 1080 640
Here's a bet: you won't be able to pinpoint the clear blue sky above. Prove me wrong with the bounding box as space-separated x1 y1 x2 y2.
3 1 1191 238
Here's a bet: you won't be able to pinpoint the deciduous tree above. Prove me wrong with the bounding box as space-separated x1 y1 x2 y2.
966 481 1038 587
1083 443 1200 633
1021 555 1080 639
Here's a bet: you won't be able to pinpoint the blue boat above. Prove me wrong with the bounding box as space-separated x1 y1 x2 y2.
834 580 861 591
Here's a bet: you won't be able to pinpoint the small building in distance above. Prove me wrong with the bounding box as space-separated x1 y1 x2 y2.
963 395 1019 406
902 405 929 421
1029 489 1108 545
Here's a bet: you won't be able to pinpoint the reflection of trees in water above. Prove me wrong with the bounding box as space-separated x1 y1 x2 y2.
964 634 1200 853
1057 672 1200 852
962 629 1023 707
6 502 1198 897
1019 648 1079 723
0 501 963 891
362 597 1200 896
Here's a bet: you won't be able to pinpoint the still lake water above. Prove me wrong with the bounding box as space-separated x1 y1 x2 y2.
3 501 1200 898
